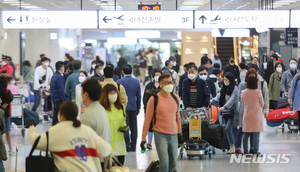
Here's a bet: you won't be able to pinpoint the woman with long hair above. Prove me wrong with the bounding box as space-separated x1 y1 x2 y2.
89 61 97 77
242 76 264 155
99 84 128 165
114 57 128 79
269 62 284 109
212 72 239 154
28 101 112 172
262 60 275 85
24 60 34 91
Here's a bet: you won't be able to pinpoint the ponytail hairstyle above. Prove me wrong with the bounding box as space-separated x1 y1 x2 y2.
59 101 81 127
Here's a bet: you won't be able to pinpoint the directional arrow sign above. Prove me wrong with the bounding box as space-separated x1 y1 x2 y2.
2 11 98 29
7 16 16 24
98 11 193 29
199 15 207 24
103 16 112 23
195 10 289 28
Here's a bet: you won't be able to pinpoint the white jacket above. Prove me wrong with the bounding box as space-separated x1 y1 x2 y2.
33 66 53 90
28 121 112 172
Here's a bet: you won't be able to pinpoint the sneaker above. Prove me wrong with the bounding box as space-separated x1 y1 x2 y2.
9 149 16 155
235 149 243 154
249 149 254 154
147 143 152 150
226 147 235 154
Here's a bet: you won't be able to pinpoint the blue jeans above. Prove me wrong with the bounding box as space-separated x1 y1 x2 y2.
0 160 5 172
148 132 153 143
154 131 178 172
224 118 234 145
32 90 41 112
124 111 138 151
243 132 260 154
234 127 244 149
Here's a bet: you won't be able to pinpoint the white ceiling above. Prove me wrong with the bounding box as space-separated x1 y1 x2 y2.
1 0 300 10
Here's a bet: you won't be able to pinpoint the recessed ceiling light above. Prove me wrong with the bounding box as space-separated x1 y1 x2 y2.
186 48 191 51
186 36 191 39
100 31 108 33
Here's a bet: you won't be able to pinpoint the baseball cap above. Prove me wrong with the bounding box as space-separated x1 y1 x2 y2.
2 55 12 61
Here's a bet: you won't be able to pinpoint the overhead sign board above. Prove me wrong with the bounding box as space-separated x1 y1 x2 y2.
99 11 193 29
2 11 98 29
291 10 300 28
138 4 161 10
195 10 290 28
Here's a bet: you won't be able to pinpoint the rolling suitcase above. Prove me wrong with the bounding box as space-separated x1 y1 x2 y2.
42 95 52 112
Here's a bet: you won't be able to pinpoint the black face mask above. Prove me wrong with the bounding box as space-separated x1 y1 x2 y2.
230 60 234 63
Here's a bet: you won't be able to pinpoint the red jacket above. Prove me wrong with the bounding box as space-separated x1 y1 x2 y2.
0 64 13 77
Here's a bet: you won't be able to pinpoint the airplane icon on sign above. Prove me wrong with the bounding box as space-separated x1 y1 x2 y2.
113 15 124 21
210 15 221 23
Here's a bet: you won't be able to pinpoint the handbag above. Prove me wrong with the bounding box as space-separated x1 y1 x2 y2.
39 68 47 84
104 154 129 172
26 131 55 172
277 97 289 109
221 109 234 119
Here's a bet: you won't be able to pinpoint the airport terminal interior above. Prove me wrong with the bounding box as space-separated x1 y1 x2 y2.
1 0 300 172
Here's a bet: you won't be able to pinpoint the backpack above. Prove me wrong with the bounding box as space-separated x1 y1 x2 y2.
148 92 179 132
143 89 161 110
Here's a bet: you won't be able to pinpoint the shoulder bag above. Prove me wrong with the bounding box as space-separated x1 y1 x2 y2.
221 109 234 119
26 131 55 172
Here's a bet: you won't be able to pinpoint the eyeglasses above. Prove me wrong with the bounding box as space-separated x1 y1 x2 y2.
199 73 207 76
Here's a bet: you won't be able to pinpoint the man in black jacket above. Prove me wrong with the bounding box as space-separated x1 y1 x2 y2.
224 57 240 84
179 63 195 99
198 66 216 98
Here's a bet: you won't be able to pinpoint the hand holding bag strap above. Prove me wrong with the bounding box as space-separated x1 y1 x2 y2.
28 136 41 157
111 155 124 167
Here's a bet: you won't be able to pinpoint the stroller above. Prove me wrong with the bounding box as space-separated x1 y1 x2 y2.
266 106 298 132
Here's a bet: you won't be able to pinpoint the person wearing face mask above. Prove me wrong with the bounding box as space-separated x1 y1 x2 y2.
224 57 241 84
269 62 284 109
182 65 210 110
64 60 82 102
79 79 111 170
199 66 216 98
280 58 299 97
208 68 222 93
89 61 97 77
117 65 141 152
92 64 104 81
162 60 179 93
152 49 162 70
32 57 53 112
211 72 239 154
169 56 177 72
143 68 162 149
141 74 182 172
50 61 68 125
28 101 112 172
179 63 194 98
0 56 13 77
99 84 128 165
76 71 89 118
7 77 19 95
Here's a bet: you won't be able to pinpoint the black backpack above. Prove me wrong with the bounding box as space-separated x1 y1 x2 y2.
145 160 159 172
148 92 179 132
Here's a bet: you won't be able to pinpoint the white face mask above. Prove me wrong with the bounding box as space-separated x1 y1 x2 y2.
199 75 207 80
1 61 7 66
163 84 174 93
276 67 282 73
154 76 159 82
79 76 86 83
92 64 96 69
10 81 15 85
173 62 177 66
108 94 118 103
224 82 230 86
155 52 159 55
100 69 104 75
44 62 50 66
290 64 297 70
188 74 197 80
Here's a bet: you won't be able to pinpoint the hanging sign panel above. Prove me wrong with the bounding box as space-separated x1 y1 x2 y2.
2 11 98 29
98 11 193 29
194 10 290 28
291 10 300 28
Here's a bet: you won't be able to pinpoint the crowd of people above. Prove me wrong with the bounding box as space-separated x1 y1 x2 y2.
0 48 299 172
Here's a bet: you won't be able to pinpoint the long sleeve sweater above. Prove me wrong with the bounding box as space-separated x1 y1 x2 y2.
28 121 112 172
142 92 181 141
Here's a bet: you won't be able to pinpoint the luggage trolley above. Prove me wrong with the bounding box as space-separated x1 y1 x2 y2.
16 82 31 109
179 108 212 160
10 94 26 137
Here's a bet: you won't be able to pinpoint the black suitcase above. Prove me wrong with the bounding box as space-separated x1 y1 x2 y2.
202 124 226 149
277 97 289 109
43 95 52 112
145 160 159 172
285 117 299 132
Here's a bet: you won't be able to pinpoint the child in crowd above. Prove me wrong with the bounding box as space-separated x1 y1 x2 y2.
7 77 19 95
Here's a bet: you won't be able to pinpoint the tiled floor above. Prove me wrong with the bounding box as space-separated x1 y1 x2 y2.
3 87 300 172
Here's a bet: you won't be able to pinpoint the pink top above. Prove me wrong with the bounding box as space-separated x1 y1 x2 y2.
0 64 13 77
241 89 264 132
142 92 181 141
7 84 19 95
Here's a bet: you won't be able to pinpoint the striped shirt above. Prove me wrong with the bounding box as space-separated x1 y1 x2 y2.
190 83 197 108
